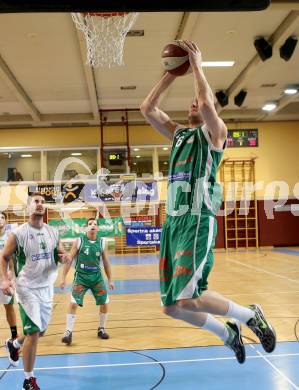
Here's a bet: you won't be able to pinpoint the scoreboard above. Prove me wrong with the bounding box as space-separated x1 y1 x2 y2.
227 129 258 148
108 153 123 165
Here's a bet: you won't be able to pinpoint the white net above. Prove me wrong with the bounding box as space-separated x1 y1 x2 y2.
72 12 139 68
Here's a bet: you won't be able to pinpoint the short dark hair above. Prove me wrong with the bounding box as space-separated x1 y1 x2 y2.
0 211 7 220
87 217 98 225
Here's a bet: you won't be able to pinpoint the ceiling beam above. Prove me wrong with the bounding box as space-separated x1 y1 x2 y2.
0 108 274 128
216 10 299 113
0 54 41 122
72 16 100 121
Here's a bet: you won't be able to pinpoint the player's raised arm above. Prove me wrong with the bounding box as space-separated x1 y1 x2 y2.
140 72 185 140
178 40 227 149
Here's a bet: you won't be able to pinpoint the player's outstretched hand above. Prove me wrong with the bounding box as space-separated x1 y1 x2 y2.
108 280 115 290
177 40 202 69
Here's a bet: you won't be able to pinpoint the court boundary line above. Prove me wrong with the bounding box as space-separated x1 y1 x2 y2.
249 345 299 390
227 257 299 285
1 352 299 373
1 340 299 361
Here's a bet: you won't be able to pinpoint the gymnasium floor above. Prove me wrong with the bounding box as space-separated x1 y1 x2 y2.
1 249 299 389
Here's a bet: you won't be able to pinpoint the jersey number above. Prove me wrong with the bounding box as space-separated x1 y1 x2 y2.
83 248 89 256
175 136 184 148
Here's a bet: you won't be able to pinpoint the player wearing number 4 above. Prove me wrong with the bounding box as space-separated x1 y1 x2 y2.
61 217 114 345
140 40 276 363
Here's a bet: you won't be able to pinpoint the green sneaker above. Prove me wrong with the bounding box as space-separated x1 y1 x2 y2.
225 320 246 364
247 304 276 353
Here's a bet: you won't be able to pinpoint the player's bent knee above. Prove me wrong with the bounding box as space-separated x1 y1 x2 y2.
176 297 203 311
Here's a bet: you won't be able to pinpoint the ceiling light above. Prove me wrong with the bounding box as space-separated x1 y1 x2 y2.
163 162 168 165
162 147 169 151
136 155 141 158
133 162 137 165
21 154 32 158
202 61 234 67
284 88 298 95
71 152 82 156
262 103 277 112
133 148 139 151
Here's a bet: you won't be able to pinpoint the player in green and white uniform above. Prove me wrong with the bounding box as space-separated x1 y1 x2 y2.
0 212 18 341
0 193 71 390
140 39 276 364
61 217 114 345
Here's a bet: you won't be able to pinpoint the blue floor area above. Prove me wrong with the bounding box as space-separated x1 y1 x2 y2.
55 279 160 295
1 342 299 389
109 254 159 265
55 253 160 295
273 248 299 256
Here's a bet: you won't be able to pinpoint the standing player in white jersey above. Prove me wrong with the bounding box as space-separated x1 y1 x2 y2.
0 212 18 341
0 192 71 390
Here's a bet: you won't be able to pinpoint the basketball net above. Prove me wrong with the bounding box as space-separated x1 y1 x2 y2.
71 12 139 67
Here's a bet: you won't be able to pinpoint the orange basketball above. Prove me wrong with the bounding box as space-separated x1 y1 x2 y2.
161 42 191 76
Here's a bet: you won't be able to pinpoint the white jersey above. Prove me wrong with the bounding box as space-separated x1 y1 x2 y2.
13 222 59 288
0 230 9 251
0 229 9 278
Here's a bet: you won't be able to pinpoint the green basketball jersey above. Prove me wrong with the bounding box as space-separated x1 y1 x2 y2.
76 234 105 274
167 125 224 216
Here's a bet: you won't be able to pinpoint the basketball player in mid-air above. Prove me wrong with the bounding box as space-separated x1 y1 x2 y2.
0 192 71 390
0 212 18 341
140 40 276 363
60 217 114 345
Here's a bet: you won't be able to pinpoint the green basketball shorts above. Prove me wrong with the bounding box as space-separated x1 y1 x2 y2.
71 271 109 306
159 213 217 306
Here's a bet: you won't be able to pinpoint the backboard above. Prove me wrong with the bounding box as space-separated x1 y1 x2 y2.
0 0 271 12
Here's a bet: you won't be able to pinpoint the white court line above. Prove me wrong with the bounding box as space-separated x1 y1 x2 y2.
227 258 299 285
249 345 299 390
52 298 160 305
1 352 299 373
51 290 299 306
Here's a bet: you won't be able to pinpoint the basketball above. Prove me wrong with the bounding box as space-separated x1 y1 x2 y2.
161 42 191 76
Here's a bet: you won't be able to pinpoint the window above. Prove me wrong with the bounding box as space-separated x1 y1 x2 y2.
130 148 154 178
0 151 41 182
47 149 98 180
158 147 170 177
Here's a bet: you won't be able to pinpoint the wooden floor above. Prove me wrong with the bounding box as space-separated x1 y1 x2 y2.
1 248 299 358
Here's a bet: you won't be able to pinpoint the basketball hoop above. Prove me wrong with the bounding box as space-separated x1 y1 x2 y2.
72 12 139 67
